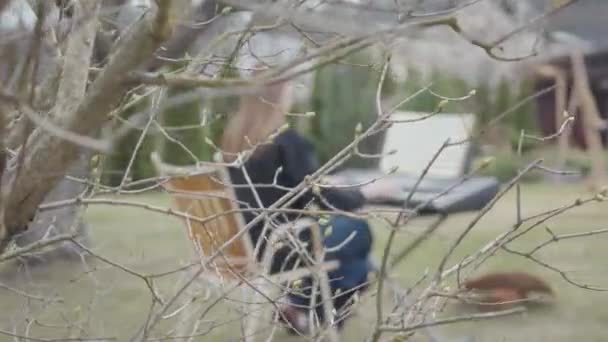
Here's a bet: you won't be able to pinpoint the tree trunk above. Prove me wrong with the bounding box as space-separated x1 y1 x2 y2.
13 151 91 264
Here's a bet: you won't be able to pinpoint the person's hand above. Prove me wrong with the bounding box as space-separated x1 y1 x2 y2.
359 178 397 202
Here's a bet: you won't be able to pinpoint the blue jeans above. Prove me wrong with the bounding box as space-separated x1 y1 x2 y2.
271 215 373 324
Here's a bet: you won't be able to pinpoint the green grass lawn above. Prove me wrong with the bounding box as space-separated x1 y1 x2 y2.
0 183 607 341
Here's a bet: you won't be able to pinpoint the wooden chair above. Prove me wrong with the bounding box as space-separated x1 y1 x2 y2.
150 153 340 342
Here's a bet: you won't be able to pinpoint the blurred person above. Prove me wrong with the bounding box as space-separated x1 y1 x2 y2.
220 68 391 334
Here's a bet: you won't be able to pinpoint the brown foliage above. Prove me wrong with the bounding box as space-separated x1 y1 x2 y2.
463 271 554 311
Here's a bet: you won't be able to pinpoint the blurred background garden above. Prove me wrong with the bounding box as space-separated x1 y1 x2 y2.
1 0 608 341
96 0 608 190
99 50 599 189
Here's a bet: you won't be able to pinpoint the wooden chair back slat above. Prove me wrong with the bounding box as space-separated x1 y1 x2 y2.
162 169 252 278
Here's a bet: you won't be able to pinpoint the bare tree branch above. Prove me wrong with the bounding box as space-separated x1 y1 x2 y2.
1 0 178 250
379 307 526 333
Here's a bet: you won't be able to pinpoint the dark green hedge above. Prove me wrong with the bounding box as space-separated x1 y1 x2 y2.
308 52 396 169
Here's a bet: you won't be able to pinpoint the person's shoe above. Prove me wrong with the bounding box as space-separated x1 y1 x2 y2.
275 305 310 335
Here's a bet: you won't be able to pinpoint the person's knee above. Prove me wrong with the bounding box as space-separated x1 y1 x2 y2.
324 215 372 259
331 216 371 242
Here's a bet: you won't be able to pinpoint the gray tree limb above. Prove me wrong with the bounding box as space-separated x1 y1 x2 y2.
13 150 91 262
1 0 178 251
53 0 100 119
144 0 219 71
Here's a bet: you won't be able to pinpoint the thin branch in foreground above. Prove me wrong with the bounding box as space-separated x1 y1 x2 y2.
389 213 448 269
0 328 116 342
0 282 63 303
501 245 608 292
379 307 526 333
69 239 165 304
371 138 451 342
488 0 579 49
0 233 77 263
435 159 543 278
0 91 112 152
528 227 608 256
119 88 165 189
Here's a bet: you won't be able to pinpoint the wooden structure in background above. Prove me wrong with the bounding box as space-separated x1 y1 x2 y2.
570 51 608 190
532 49 608 189
534 64 570 170
533 49 608 150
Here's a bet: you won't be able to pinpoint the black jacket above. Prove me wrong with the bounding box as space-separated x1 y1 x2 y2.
227 128 365 260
